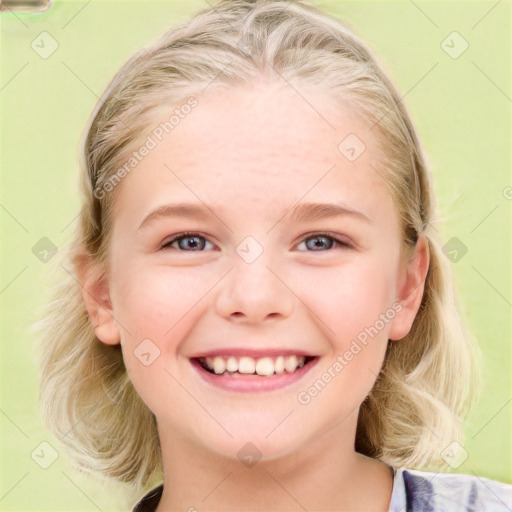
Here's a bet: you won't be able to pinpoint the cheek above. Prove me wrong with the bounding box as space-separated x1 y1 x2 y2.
111 264 214 343
295 257 397 341
110 265 214 414
294 258 395 400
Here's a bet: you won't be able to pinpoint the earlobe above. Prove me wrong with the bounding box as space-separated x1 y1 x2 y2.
74 250 121 345
388 235 430 341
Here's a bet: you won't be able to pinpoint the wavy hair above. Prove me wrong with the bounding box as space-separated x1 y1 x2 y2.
36 0 481 494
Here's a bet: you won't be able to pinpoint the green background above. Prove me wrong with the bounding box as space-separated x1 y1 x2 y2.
1 0 510 510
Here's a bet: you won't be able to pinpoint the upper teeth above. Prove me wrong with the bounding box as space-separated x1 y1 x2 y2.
202 355 307 376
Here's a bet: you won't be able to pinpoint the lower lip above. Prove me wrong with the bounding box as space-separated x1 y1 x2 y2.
190 357 318 392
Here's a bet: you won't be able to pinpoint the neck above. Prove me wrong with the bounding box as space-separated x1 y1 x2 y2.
154 419 394 512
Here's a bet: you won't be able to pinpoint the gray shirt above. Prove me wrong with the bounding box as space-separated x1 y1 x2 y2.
132 467 512 511
388 467 512 511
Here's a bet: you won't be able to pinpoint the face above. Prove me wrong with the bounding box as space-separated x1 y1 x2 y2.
91 80 423 463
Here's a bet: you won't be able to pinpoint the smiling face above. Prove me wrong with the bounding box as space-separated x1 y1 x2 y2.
82 79 427 463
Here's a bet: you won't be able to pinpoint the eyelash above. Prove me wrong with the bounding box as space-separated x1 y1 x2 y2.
160 231 352 252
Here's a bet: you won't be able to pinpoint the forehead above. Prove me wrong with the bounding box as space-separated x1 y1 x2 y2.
112 81 394 226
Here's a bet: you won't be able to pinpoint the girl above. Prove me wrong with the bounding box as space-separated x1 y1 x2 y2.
37 1 512 511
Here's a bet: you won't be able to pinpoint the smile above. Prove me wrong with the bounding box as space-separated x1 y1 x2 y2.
199 355 313 376
190 354 318 392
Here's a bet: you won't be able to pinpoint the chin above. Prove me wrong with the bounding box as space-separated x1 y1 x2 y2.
196 417 311 466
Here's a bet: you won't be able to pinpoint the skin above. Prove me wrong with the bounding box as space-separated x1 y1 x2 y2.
80 79 429 511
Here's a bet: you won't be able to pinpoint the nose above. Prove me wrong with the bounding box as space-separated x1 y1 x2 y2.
214 254 294 325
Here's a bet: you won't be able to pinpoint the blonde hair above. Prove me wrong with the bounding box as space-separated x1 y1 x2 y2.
37 0 481 493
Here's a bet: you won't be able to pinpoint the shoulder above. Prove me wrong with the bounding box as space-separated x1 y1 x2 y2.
131 484 163 512
389 467 512 512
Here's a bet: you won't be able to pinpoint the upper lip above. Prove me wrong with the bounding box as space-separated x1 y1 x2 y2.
190 348 318 359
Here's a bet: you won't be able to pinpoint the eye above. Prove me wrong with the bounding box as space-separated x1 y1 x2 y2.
297 233 351 251
160 232 214 251
160 232 351 252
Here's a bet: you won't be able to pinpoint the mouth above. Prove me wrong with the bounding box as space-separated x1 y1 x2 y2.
197 354 316 376
190 354 319 392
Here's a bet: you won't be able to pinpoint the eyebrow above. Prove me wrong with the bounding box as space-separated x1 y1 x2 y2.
138 201 372 230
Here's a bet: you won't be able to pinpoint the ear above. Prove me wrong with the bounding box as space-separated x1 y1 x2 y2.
74 250 121 345
388 235 430 341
